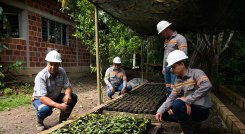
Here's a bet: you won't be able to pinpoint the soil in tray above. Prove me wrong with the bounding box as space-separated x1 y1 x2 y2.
104 84 166 114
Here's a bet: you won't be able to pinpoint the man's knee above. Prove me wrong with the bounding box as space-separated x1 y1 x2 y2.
172 99 187 113
38 105 53 118
126 85 132 92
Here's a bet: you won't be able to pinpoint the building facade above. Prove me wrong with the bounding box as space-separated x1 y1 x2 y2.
0 0 93 77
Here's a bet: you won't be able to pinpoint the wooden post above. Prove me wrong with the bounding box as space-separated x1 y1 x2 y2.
94 5 102 105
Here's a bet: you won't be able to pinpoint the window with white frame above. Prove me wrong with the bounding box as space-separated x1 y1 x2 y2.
41 17 68 46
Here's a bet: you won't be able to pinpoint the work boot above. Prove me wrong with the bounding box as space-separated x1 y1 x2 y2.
59 110 71 123
36 117 45 131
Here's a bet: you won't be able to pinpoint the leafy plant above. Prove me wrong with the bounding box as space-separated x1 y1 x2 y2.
0 6 24 93
52 113 151 134
3 87 13 96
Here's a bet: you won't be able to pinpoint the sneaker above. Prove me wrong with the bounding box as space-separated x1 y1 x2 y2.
36 118 45 131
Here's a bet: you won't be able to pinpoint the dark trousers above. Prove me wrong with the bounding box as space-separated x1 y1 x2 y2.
163 99 210 122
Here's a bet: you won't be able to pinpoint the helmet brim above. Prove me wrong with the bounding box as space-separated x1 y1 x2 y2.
158 23 172 34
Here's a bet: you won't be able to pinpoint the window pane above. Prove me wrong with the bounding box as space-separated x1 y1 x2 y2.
49 20 55 43
0 14 19 38
7 15 19 38
62 24 67 45
55 22 61 44
41 18 48 41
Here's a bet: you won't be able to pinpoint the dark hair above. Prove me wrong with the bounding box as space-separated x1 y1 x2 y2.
176 60 189 68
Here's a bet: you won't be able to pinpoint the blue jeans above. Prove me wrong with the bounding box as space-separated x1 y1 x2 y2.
33 93 78 120
164 66 176 95
162 99 210 122
106 83 132 99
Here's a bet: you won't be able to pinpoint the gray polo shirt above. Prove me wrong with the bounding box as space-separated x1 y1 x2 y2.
157 68 213 114
32 67 71 100
163 31 188 67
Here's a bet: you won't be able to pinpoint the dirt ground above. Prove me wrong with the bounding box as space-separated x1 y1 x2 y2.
0 74 111 134
0 72 232 134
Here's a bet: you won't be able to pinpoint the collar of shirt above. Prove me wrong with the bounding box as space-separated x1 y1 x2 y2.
177 68 192 80
45 67 60 79
170 31 178 39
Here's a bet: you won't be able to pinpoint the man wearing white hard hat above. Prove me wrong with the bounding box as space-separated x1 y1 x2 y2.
157 20 188 96
155 50 212 133
104 57 132 99
32 50 77 131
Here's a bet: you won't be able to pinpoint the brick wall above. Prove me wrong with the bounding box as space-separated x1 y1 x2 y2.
0 0 92 74
1 38 27 64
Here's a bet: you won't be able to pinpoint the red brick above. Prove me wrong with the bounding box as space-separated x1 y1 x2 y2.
10 56 16 61
6 50 13 55
21 51 26 56
9 44 17 50
35 42 40 47
5 37 13 43
0 55 9 62
17 45 23 50
29 31 34 36
36 62 40 67
30 62 35 67
14 51 20 56
33 47 37 51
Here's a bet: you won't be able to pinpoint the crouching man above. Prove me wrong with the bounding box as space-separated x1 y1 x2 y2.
155 50 212 134
104 57 132 99
32 50 77 131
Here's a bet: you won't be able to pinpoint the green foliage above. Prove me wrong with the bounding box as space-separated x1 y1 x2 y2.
60 0 142 67
3 88 13 96
52 113 150 134
18 83 33 94
0 94 31 111
219 32 245 85
7 61 24 73
0 6 24 91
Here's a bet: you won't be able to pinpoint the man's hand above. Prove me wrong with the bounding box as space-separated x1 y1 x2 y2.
109 86 115 92
121 87 126 95
162 67 165 74
155 112 163 122
63 94 72 105
58 103 68 111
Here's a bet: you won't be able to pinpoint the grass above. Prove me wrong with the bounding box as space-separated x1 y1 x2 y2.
0 94 32 111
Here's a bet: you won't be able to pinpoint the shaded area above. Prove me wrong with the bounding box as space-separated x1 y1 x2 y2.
89 0 245 35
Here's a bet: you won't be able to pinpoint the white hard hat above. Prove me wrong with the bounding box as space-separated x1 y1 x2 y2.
157 20 172 34
45 50 62 63
167 50 188 67
113 57 121 64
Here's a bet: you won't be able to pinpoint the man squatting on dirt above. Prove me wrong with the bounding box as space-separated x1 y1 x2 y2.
155 50 213 134
32 50 77 131
104 57 132 99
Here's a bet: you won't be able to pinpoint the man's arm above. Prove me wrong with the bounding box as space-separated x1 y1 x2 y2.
122 70 127 88
177 35 188 55
156 90 178 114
185 70 212 104
39 96 67 111
60 67 72 104
63 87 72 105
104 68 112 87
